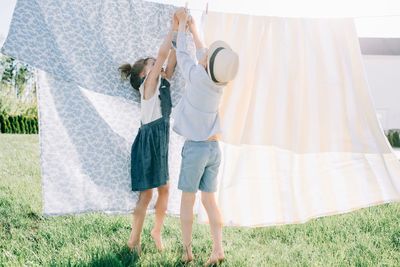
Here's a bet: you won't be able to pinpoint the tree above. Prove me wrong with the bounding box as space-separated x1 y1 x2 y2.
0 114 5 133
28 118 33 134
0 54 38 134
1 56 16 85
5 116 11 133
15 66 29 97
18 116 26 134
8 116 14 133
34 118 39 134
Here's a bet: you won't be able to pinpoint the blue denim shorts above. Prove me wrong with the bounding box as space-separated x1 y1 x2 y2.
178 140 221 193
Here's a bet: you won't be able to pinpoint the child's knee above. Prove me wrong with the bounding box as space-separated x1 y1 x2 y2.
158 185 169 196
140 189 153 204
201 193 215 208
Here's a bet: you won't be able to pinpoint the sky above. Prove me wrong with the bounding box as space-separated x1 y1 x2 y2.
1 0 400 45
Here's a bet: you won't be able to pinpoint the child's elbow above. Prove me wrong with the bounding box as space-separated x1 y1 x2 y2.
158 48 169 59
165 69 175 80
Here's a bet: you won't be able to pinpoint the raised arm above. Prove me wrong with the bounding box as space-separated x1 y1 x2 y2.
164 49 177 80
144 17 175 99
163 15 178 80
188 17 205 50
175 8 197 83
188 16 207 62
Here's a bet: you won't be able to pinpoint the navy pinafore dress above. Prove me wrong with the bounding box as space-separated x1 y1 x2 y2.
130 78 172 191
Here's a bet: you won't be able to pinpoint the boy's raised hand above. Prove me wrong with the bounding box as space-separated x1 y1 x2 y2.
172 13 179 31
188 16 196 33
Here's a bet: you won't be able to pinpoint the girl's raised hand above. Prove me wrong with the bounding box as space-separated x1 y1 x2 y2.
175 7 188 23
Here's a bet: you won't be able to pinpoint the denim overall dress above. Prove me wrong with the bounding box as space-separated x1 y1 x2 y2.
130 78 172 191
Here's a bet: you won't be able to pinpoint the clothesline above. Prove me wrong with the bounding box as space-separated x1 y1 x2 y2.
353 14 400 18
185 7 400 19
181 3 400 19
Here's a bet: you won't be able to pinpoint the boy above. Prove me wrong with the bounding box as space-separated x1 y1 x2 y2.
174 8 239 265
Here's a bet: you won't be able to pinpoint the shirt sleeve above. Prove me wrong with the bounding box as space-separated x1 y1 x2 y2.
196 48 207 61
176 31 196 83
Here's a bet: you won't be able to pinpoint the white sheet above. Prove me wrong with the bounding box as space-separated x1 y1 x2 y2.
197 13 400 226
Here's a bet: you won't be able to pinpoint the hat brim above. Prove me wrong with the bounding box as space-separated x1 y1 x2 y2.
207 40 232 86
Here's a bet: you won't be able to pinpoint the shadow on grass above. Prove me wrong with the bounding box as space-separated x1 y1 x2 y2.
49 247 139 267
51 246 191 267
86 247 140 267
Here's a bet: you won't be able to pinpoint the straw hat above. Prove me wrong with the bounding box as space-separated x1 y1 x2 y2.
207 40 239 86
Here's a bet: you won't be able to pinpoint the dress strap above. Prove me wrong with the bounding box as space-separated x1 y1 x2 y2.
159 78 172 118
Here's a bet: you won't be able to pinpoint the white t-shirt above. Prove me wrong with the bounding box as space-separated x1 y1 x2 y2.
139 76 162 124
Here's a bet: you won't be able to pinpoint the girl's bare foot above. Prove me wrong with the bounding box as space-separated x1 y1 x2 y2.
205 251 225 266
127 227 142 255
150 229 164 251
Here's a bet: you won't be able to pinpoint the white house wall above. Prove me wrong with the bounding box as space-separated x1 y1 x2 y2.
363 55 400 130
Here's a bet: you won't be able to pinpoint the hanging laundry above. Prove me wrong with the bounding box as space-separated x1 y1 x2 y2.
1 0 195 216
3 0 400 227
197 12 400 226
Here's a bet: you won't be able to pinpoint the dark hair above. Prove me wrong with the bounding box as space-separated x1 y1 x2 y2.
119 57 155 90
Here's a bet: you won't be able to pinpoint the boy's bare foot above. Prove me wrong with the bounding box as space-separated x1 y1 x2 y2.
150 229 164 251
181 243 194 263
127 240 142 255
181 254 194 264
204 251 225 266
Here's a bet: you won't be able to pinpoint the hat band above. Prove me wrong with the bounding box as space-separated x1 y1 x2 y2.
209 47 224 83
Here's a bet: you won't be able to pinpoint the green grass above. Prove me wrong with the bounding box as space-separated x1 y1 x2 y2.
0 134 399 266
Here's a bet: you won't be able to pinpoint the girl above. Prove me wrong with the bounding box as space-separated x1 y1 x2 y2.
119 13 178 254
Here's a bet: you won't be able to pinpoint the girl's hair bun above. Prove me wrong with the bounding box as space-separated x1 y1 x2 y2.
118 63 132 80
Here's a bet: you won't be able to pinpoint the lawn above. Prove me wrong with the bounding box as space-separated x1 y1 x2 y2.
0 134 399 266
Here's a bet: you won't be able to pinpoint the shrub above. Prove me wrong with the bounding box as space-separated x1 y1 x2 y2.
386 129 400 148
0 114 38 134
0 114 5 133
